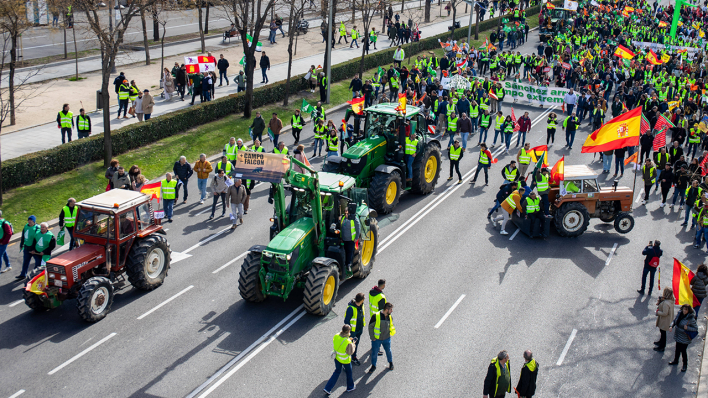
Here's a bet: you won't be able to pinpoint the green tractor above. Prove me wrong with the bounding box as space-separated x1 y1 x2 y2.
323 103 442 214
236 154 379 316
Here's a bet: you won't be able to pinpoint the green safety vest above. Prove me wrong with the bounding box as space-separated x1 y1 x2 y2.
340 216 356 239
373 311 396 339
480 114 491 127
327 136 338 152
274 147 289 155
479 150 490 165
536 174 549 192
548 118 556 129
446 104 455 115
447 116 458 132
642 165 656 184
129 85 139 101
495 115 505 129
518 148 530 165
216 161 233 174
118 84 130 100
433 99 439 113
479 97 489 111
315 125 327 139
161 179 177 200
405 137 418 155
77 115 89 131
490 357 512 397
525 197 540 213
252 146 265 153
370 30 377 41
347 304 366 332
390 77 399 89
369 291 386 316
350 29 358 39
59 111 73 128
22 224 39 248
224 143 238 160
332 334 351 364
450 145 462 161
62 206 78 228
689 129 701 143
34 231 55 262
470 105 479 118
504 167 518 182
291 114 303 129
504 124 514 134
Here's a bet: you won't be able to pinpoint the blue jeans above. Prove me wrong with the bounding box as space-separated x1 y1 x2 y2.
219 71 228 85
478 127 488 143
515 130 527 146
696 226 708 248
203 89 211 101
406 155 414 180
261 68 269 83
498 41 503 52
640 265 657 292
540 193 550 215
328 150 338 158
488 200 501 216
272 134 279 148
566 130 576 147
21 248 39 277
447 132 456 147
504 133 512 150
602 154 612 171
614 156 624 175
118 99 129 116
0 244 10 268
672 187 685 206
324 360 354 392
371 338 393 367
313 139 324 156
269 30 276 43
469 118 478 133
566 104 574 115
351 39 359 47
164 199 175 219
684 205 694 226
493 129 502 145
144 113 151 120
460 132 469 150
198 178 208 200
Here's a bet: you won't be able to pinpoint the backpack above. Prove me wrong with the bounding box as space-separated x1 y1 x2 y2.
0 220 13 238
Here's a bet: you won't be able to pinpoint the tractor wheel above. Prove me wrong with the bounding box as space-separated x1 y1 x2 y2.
352 220 379 279
126 234 171 291
411 143 442 194
368 171 401 215
554 202 590 237
303 264 339 316
614 212 635 234
322 161 341 173
23 267 47 312
76 276 114 322
238 252 266 302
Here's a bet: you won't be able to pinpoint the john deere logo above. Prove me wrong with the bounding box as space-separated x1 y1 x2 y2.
617 123 629 138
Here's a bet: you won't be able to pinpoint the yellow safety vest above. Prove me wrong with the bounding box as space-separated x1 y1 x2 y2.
291 114 303 129
479 150 490 165
405 137 418 155
536 174 549 191
118 84 130 100
449 146 462 161
525 197 540 213
77 115 89 131
332 334 351 364
447 116 458 132
62 206 78 228
495 115 505 129
369 291 387 316
347 304 366 332
518 148 530 164
505 193 518 209
59 111 73 128
161 179 177 200
491 357 512 397
504 167 518 182
224 143 238 161
373 311 396 339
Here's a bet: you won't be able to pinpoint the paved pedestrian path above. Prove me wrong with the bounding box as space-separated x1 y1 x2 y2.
2 6 482 160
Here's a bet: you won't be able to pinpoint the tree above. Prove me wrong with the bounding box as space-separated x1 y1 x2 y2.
283 0 315 106
424 0 431 22
448 0 465 37
356 0 378 75
76 0 156 167
197 3 206 53
0 0 35 127
140 6 151 65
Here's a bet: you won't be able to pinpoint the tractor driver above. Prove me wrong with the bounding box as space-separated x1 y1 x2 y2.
404 129 418 183
339 205 361 274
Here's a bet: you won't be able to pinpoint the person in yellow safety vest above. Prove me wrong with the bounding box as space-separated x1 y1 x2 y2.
235 138 249 157
343 293 366 366
274 141 289 155
76 108 91 139
160 173 178 222
338 21 348 44
117 79 131 119
483 350 512 398
326 129 339 158
58 198 78 251
223 137 238 164
494 187 525 235
215 155 233 176
515 350 539 398
291 109 305 144
641 159 657 205
323 325 356 394
534 168 552 217
350 26 360 48
523 191 546 238
447 112 459 148
129 80 140 115
56 103 74 143
405 132 419 182
339 206 361 273
448 140 463 184
501 161 519 185
368 302 395 373
318 72 328 103
369 27 378 50
516 143 532 178
492 111 505 148
688 126 701 159
313 119 327 158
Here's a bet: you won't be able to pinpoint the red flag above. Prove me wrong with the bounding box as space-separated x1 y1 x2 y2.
347 97 365 115
511 108 520 131
652 128 666 151
640 114 651 135
700 155 708 176
185 64 199 74
654 114 675 133
551 156 565 184
197 55 211 63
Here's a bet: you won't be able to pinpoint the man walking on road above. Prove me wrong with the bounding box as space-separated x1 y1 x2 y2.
160 173 177 223
57 103 73 144
16 215 39 279
564 89 577 116
323 325 356 395
448 140 463 184
637 240 662 296
194 154 213 204
515 350 538 398
368 302 395 373
173 156 193 204
640 159 657 205
484 350 511 398
472 143 493 185
226 178 247 230
269 112 283 148
291 109 304 144
344 293 367 366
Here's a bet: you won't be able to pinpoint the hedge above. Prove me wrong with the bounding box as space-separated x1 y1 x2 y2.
2 3 551 192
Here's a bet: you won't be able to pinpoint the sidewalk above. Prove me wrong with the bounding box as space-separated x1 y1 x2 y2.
1 5 481 161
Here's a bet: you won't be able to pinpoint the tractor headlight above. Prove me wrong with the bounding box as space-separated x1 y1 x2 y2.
263 252 272 259
276 254 287 262
286 254 292 261
48 273 56 279
60 275 67 281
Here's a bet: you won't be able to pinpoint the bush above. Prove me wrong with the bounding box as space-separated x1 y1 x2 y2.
2 4 547 192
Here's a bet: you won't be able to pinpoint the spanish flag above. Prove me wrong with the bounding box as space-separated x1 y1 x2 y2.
141 181 162 202
581 107 643 153
546 2 556 9
613 45 636 60
673 259 701 307
395 93 407 114
347 97 365 115
26 269 48 297
658 21 668 28
550 156 564 184
646 50 662 65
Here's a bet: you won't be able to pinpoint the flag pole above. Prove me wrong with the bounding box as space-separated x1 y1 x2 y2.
632 144 639 200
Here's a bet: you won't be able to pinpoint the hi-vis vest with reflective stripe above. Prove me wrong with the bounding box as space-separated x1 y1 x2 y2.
449 145 462 161
315 124 327 139
340 216 356 240
118 84 130 100
491 357 512 397
252 146 264 153
373 311 396 339
224 143 238 160
291 114 303 129
161 179 177 199
59 111 73 128
216 161 233 174
536 174 549 192
328 136 338 151
495 115 505 129
479 150 490 165
447 116 458 132
77 115 89 130
274 147 289 155
480 114 491 127
504 166 518 182
519 148 530 164
505 193 518 209
332 334 351 364
369 291 386 316
525 197 540 213
405 137 418 155
470 105 479 118
62 206 77 227
347 304 366 332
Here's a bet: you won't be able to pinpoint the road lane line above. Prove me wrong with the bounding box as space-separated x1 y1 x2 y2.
198 310 308 398
556 329 578 366
213 252 248 274
434 294 466 329
48 333 117 375
509 229 520 240
9 299 24 307
605 243 618 265
137 285 194 320
8 390 25 398
635 188 644 204
196 207 212 216
182 227 231 253
186 305 305 398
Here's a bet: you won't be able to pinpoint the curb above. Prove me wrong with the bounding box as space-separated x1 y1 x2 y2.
698 314 708 397
6 101 351 245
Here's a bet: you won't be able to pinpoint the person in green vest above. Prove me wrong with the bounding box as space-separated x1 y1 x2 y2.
75 108 91 139
323 324 356 394
339 206 360 273
516 142 532 178
405 132 419 181
56 103 73 143
161 173 178 222
448 140 463 184
522 191 546 238
129 80 140 117
368 302 395 374
483 350 512 398
478 109 491 145
343 293 366 366
350 26 360 48
117 79 131 119
338 21 348 44
17 215 39 279
30 222 56 267
291 109 305 144
326 128 339 158
58 198 78 251
0 210 12 274
447 112 459 148
369 27 378 49
223 137 238 165
274 141 289 155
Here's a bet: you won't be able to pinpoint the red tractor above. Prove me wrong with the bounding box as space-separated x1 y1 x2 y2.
24 190 171 322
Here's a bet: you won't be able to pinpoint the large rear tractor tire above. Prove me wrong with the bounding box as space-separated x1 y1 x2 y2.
614 212 635 234
411 143 442 194
238 252 266 302
554 202 590 237
126 235 171 291
352 220 379 279
368 171 402 215
77 276 114 322
303 264 340 316
24 267 47 312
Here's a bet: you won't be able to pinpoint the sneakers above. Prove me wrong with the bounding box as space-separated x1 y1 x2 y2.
352 358 361 366
368 366 376 373
0 266 11 274
388 362 394 371
660 203 665 208
447 176 453 181
346 386 356 392
323 389 331 395
680 205 684 210
669 204 674 208
681 222 688 226
200 200 204 204
500 230 509 235
457 180 462 184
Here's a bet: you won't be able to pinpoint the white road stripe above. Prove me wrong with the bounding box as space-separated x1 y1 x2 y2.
9 299 24 307
605 243 618 266
509 229 520 240
137 285 194 320
556 329 578 366
434 294 466 329
48 333 117 375
196 207 212 216
213 252 248 274
186 305 305 398
635 188 644 203
182 228 231 253
8 390 25 398
197 310 307 398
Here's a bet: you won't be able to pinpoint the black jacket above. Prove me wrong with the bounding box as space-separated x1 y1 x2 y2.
259 55 270 69
640 133 655 149
343 300 365 335
483 361 510 396
669 146 684 164
176 68 187 85
75 114 91 132
642 245 663 267
349 78 363 93
217 58 229 71
173 161 194 181
516 359 538 397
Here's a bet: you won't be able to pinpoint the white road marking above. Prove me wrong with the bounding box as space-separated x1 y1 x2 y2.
8 300 24 307
8 390 25 398
509 229 520 240
196 207 212 216
213 252 248 274
170 251 193 265
164 228 170 231
186 305 305 398
556 329 578 366
635 188 644 203
434 294 466 329
48 333 117 375
605 243 618 266
182 227 231 253
137 285 194 320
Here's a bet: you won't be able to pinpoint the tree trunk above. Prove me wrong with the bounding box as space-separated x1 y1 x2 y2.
400 0 404 12
63 27 68 59
451 6 457 36
351 0 355 23
283 4 296 106
141 8 151 65
9 34 17 126
424 0 431 22
198 6 206 53
205 4 210 34
161 23 166 78
72 25 79 80
474 6 480 40
152 6 159 42
102 61 112 168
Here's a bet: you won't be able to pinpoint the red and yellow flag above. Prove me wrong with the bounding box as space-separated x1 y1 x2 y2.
347 97 365 115
141 181 162 202
658 21 668 28
673 259 701 307
185 64 199 74
197 55 211 63
646 50 662 65
26 269 48 297
546 2 556 9
613 45 636 60
395 93 407 114
550 156 564 184
581 107 642 153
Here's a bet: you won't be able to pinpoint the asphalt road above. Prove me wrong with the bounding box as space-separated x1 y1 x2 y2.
0 29 705 398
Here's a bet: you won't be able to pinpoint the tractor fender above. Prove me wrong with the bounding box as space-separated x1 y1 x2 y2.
425 139 441 150
155 228 167 235
247 245 269 254
374 164 401 175
312 256 339 268
325 156 343 164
